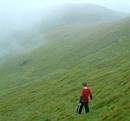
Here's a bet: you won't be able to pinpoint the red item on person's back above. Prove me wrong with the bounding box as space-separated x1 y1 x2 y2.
80 86 91 103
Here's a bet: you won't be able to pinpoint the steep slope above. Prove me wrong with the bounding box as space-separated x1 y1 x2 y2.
0 17 130 121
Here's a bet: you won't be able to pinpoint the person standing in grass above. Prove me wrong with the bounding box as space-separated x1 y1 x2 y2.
77 82 93 114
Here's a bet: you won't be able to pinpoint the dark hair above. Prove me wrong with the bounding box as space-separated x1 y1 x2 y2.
82 82 87 86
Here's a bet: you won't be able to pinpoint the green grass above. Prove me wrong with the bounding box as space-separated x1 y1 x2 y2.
0 18 130 121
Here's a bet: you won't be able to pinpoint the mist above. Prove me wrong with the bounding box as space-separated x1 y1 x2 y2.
0 0 130 58
0 1 60 57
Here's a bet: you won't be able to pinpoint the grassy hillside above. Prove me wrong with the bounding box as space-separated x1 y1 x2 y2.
0 17 130 121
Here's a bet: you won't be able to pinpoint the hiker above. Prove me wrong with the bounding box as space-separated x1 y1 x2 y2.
77 82 93 114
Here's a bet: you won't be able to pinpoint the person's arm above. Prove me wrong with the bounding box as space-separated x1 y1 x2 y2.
79 89 83 103
79 96 82 103
89 88 93 100
90 94 93 100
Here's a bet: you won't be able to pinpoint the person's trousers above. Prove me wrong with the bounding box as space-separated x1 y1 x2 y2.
77 102 89 114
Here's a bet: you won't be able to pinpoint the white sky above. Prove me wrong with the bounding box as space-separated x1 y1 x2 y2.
0 0 130 32
0 0 130 12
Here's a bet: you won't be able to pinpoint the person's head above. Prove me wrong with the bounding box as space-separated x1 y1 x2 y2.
82 82 87 87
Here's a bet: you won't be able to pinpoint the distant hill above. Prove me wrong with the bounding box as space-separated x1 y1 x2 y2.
42 4 127 30
59 4 125 22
